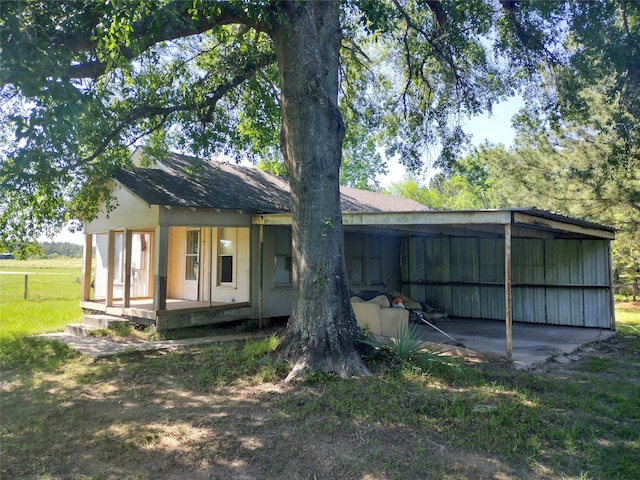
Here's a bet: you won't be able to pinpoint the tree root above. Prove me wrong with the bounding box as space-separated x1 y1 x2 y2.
275 326 372 383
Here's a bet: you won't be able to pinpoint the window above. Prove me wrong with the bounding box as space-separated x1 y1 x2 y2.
274 227 292 286
218 228 235 285
274 255 292 285
185 229 199 281
346 233 365 285
369 236 383 285
350 257 364 284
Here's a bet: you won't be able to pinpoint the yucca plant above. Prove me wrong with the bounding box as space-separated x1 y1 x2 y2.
360 322 451 369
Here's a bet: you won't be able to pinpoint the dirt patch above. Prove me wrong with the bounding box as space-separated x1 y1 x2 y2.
616 301 640 309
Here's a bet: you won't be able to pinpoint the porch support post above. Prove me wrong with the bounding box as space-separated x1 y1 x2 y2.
82 233 93 302
504 223 513 360
123 229 133 309
106 230 115 307
154 225 168 311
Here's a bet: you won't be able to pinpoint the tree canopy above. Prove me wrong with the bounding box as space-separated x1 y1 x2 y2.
1 0 574 245
1 0 634 378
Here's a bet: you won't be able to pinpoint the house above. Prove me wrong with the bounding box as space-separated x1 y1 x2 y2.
81 150 616 358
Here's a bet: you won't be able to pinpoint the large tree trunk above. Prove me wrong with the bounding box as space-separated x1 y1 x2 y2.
270 1 371 381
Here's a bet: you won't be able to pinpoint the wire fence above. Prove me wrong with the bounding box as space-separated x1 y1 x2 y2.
0 272 82 302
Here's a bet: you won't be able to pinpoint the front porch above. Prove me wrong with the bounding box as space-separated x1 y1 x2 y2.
81 224 254 331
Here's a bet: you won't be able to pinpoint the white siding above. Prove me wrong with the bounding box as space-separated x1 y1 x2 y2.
85 184 159 233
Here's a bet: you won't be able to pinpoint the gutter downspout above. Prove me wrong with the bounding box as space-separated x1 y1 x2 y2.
259 224 264 329
209 227 213 308
607 240 616 330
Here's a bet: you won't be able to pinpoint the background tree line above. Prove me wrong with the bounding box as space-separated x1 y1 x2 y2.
6 242 84 260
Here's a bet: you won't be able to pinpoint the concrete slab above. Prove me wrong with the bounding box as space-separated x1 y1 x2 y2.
412 318 616 369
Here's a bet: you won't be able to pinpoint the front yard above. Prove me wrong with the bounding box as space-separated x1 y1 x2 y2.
1 304 639 479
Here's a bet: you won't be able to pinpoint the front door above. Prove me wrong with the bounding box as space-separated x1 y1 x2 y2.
184 229 200 300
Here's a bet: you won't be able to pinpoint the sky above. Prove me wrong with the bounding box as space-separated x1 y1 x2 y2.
44 97 523 245
378 96 523 187
463 96 522 149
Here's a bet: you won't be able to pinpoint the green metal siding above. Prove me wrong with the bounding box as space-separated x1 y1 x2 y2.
403 236 612 328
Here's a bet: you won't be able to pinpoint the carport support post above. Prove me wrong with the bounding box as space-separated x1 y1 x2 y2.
607 241 616 330
258 224 264 329
504 223 513 360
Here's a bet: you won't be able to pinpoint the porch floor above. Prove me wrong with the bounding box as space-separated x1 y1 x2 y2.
82 298 250 322
128 298 229 311
412 318 616 369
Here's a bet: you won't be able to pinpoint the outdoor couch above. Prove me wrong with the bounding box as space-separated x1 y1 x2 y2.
350 295 409 337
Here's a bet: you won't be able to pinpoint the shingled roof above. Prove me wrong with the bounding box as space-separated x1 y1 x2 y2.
115 152 429 214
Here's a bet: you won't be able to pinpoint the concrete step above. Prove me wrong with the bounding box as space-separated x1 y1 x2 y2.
65 314 132 337
83 314 127 329
65 323 100 337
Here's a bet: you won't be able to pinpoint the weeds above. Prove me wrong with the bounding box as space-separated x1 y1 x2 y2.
87 321 149 341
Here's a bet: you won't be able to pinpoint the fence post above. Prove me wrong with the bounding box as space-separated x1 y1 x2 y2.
23 274 28 300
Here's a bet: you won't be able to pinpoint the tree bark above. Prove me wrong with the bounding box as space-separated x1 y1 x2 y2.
269 1 371 381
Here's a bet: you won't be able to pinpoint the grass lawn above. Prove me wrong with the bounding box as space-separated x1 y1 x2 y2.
0 258 83 340
616 307 640 335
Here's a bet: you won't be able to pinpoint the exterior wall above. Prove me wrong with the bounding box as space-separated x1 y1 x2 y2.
167 227 187 299
85 184 160 233
252 228 402 318
93 233 109 300
252 225 294 318
167 226 251 303
403 236 613 328
210 227 251 304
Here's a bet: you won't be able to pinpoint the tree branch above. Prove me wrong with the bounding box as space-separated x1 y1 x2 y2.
202 51 277 122
391 0 465 100
69 1 254 79
425 0 448 29
3 1 257 86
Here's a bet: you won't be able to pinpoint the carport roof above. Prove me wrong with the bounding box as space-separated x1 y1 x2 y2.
253 207 616 240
